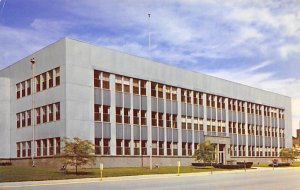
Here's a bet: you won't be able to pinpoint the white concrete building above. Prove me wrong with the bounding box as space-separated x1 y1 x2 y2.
0 38 292 166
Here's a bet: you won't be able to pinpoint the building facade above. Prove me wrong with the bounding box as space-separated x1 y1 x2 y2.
0 38 292 166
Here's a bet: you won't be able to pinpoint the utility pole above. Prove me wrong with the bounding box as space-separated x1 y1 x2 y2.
148 13 153 170
31 58 36 167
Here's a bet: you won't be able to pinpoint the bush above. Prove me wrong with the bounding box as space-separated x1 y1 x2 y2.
237 162 253 168
0 162 12 166
268 162 290 167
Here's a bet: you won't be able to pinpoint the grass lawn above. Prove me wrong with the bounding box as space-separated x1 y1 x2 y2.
0 166 237 183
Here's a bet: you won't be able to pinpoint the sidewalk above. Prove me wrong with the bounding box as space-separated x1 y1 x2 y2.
0 167 298 189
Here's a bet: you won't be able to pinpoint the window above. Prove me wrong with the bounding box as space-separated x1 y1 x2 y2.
21 142 26 157
133 79 139 95
181 89 186 103
27 141 31 157
95 138 101 155
37 140 41 157
166 114 171 127
199 119 203 130
199 93 203 106
17 113 20 128
206 95 211 107
21 81 25 97
166 86 171 100
94 104 101 121
55 103 60 121
26 79 31 95
94 70 101 87
116 107 122 123
158 112 163 127
172 114 177 128
48 70 53 88
181 117 186 130
133 109 139 125
187 117 192 129
152 112 157 126
16 83 21 99
49 104 53 122
151 82 157 97
36 75 41 92
17 142 21 157
102 72 110 89
187 90 192 103
194 118 198 130
172 87 177 100
115 75 122 92
140 80 146 96
42 106 47 123
55 67 60 86
56 138 60 154
103 105 110 122
193 92 198 104
42 73 47 90
124 108 130 124
36 107 41 125
123 77 130 93
158 84 163 98
49 138 54 155
21 112 25 127
42 139 47 156
141 110 147 125
27 110 31 126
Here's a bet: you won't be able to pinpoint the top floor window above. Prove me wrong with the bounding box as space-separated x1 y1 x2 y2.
48 70 53 88
26 79 31 96
115 75 122 92
181 89 186 103
94 70 110 89
158 84 163 98
151 82 157 97
123 77 130 93
187 90 192 103
172 87 177 100
133 79 139 95
193 92 198 105
199 93 203 106
206 95 211 107
16 83 21 99
55 67 60 86
140 80 146 96
166 86 171 100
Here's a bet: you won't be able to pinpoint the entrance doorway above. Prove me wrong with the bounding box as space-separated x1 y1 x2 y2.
218 144 225 164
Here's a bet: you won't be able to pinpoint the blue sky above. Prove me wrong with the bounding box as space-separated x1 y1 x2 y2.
1 0 300 135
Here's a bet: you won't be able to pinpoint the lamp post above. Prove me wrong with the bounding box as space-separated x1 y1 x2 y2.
148 12 153 171
31 58 36 167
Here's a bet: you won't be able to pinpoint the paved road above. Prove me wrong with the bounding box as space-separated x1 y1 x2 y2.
1 167 300 190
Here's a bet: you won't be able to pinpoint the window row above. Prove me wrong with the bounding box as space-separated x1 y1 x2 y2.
16 137 60 158
16 102 60 128
94 70 285 119
16 67 60 99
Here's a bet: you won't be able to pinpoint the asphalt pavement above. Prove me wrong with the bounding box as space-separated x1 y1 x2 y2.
1 167 300 190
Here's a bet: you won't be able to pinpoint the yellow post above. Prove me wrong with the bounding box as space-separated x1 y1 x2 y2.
177 161 180 176
100 163 103 181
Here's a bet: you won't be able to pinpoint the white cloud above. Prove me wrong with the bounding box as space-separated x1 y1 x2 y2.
279 44 300 59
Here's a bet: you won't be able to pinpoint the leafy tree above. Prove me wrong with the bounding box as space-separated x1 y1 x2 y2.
280 148 299 162
193 140 216 163
61 137 95 174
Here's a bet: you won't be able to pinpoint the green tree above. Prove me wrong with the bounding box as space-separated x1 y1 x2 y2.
280 148 299 162
193 140 216 163
61 137 95 174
